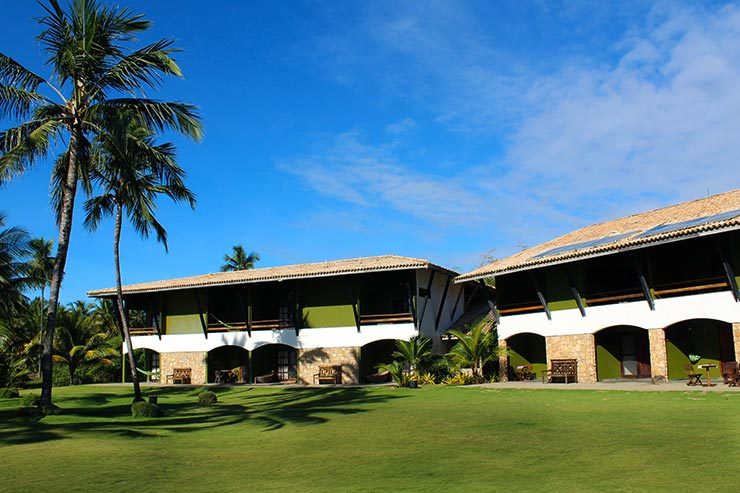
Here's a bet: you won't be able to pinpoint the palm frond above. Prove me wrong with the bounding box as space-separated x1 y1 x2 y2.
101 38 182 93
95 99 203 141
0 53 45 90
0 119 63 183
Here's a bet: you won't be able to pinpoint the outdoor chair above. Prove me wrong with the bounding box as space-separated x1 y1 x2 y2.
514 365 533 381
254 372 277 384
542 359 577 384
721 362 738 385
684 363 702 386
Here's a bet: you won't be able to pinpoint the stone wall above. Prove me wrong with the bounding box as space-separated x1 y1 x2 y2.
648 328 668 383
160 351 207 385
498 339 509 382
298 347 360 385
734 323 740 363
545 333 597 383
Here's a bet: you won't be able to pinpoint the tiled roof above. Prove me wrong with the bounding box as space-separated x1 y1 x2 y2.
88 254 458 297
457 189 740 281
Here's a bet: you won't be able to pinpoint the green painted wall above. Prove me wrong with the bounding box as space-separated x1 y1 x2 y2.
300 278 356 328
507 333 547 380
666 324 727 380
596 343 621 380
164 290 207 335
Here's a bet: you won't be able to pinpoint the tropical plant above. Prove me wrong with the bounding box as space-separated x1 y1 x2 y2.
83 113 195 402
52 302 119 383
416 372 437 386
25 238 54 374
392 336 432 378
442 372 474 386
446 321 504 379
375 360 407 387
221 245 260 271
0 0 202 406
0 213 29 317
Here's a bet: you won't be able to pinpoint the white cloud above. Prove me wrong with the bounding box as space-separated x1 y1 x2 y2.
385 117 417 134
277 132 490 227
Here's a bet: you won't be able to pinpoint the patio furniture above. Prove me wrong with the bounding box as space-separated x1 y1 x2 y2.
313 365 342 384
684 363 702 386
366 371 391 383
165 368 192 384
721 362 738 385
542 359 577 384
727 365 740 387
254 372 277 384
698 364 717 387
514 365 533 381
214 369 234 384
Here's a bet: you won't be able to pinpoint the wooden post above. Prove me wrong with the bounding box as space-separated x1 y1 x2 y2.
417 270 436 330
193 289 208 339
434 275 452 332
529 273 551 320
450 284 464 323
346 277 361 332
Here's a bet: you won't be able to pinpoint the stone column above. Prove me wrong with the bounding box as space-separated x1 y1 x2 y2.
498 339 509 382
648 329 668 383
160 351 207 384
733 323 740 363
545 334 597 383
298 347 360 385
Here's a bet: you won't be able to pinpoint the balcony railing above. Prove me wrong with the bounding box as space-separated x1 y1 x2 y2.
207 318 293 332
360 312 414 325
129 327 157 336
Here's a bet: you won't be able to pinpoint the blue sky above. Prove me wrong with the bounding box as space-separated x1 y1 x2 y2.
2 0 740 302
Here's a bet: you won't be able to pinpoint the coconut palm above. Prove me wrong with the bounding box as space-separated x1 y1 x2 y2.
26 238 54 372
0 0 202 406
84 114 195 402
53 301 119 383
221 245 260 271
0 212 29 317
446 321 504 380
392 336 432 378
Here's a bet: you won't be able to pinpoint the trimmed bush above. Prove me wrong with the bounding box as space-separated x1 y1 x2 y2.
0 387 20 399
198 390 218 406
19 393 40 407
131 400 164 418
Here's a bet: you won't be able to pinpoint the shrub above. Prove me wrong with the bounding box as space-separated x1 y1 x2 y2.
131 401 164 418
198 390 218 406
0 387 19 399
442 372 475 386
19 393 40 407
52 364 71 387
417 373 437 386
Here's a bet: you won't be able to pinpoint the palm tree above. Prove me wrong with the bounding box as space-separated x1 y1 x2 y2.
392 336 432 379
221 245 260 272
53 302 119 383
26 238 54 374
446 321 504 380
84 115 195 402
0 212 29 318
0 0 202 406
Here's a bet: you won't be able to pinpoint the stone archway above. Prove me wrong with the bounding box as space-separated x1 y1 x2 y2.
664 319 735 381
594 325 651 380
505 333 546 381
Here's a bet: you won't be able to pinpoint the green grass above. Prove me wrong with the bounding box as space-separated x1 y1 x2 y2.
1 385 739 492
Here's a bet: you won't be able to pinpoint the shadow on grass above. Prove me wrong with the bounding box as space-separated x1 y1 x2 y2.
0 386 406 445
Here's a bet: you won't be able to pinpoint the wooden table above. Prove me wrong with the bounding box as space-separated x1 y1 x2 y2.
699 364 717 387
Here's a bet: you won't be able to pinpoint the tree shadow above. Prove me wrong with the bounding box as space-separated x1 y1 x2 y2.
0 386 406 445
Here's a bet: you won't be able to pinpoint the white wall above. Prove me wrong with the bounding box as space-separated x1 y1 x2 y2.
498 290 740 340
416 269 464 336
127 323 417 354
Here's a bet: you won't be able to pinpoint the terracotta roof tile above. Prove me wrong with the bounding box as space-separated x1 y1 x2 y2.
457 189 740 281
89 254 458 297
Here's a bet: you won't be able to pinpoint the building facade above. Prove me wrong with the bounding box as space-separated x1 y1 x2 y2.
89 255 465 385
457 190 740 383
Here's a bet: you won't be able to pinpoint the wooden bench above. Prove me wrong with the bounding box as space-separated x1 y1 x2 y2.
165 368 192 384
313 365 342 385
542 359 577 384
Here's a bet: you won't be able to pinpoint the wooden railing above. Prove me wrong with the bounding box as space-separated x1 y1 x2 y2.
207 319 293 332
129 327 157 336
360 312 414 325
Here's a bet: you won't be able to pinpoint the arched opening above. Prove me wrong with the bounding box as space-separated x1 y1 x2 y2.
124 348 160 383
665 319 735 381
594 325 651 380
251 343 297 383
360 339 397 383
207 346 249 384
506 333 546 381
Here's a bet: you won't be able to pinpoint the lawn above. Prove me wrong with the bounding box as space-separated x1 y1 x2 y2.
1 385 739 492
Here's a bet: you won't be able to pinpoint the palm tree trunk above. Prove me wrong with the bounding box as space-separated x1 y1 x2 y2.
38 286 45 378
114 203 143 402
40 128 80 408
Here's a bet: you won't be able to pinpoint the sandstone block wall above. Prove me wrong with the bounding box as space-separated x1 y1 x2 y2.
160 351 207 385
498 339 509 382
545 333 597 383
298 347 360 385
734 323 740 363
648 328 668 383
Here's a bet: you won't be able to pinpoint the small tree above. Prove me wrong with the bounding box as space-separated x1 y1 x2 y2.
446 320 504 380
392 336 432 381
